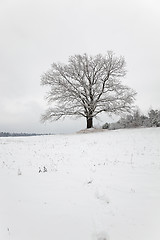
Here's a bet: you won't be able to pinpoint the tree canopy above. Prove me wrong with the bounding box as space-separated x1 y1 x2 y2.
41 52 137 128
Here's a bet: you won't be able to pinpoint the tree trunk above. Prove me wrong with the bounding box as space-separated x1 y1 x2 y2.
87 117 93 128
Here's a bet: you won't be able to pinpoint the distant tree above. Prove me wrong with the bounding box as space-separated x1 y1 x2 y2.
148 109 160 127
131 109 142 127
139 114 150 127
41 52 137 128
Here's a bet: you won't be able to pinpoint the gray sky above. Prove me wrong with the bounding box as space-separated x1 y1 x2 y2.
0 0 160 134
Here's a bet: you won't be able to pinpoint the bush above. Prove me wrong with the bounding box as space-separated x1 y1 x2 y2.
102 108 160 130
102 122 109 129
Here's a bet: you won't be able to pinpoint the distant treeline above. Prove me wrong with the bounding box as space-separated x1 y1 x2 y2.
0 132 52 137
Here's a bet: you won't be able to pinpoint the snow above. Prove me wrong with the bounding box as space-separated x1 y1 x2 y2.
0 127 160 240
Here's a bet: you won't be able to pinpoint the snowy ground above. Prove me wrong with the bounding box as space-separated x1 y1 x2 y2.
0 127 160 240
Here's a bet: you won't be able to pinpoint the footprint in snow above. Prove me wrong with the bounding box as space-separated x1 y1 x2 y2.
95 189 110 204
92 231 109 240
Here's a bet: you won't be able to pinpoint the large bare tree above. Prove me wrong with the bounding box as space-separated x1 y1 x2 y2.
41 52 136 128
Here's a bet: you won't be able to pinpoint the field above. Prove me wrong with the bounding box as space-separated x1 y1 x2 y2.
0 128 160 240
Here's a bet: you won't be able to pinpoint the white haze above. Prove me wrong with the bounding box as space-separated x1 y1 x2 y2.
0 0 160 133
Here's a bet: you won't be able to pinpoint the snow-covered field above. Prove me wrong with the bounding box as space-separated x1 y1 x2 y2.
0 128 160 240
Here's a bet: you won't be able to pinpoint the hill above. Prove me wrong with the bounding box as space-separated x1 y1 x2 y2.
0 128 160 240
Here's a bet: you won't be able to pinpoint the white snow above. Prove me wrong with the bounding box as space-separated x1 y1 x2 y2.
0 127 160 240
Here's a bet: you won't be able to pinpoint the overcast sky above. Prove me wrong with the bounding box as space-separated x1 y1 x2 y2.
0 0 160 134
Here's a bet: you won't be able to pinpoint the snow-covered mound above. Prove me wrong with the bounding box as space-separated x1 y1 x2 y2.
0 128 160 240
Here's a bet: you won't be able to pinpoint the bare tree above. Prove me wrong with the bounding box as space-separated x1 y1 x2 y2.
41 52 137 128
